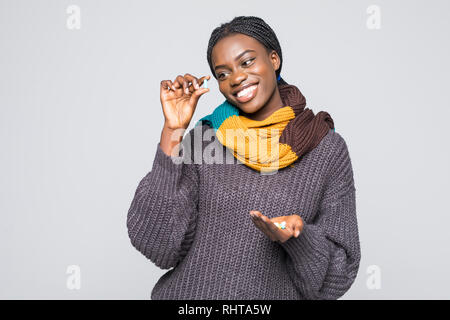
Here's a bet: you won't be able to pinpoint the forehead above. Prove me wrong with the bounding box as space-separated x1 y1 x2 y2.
211 33 265 65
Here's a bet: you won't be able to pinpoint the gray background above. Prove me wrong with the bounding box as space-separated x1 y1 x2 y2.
1 0 449 299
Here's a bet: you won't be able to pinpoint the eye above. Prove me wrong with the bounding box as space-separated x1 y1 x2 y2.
216 59 254 80
243 58 255 66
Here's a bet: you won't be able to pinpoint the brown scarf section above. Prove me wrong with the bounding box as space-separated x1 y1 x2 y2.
277 83 335 159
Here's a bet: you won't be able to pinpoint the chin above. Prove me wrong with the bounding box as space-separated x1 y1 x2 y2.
236 105 256 115
236 97 264 114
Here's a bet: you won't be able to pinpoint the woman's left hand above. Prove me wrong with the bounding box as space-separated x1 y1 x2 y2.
250 210 304 243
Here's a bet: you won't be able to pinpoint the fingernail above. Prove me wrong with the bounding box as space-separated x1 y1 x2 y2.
295 230 300 237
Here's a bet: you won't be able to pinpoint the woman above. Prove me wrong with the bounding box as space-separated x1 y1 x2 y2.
127 16 361 300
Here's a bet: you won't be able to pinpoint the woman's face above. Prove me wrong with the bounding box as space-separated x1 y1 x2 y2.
211 33 282 118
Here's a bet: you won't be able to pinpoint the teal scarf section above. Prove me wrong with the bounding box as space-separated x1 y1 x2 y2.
194 100 239 131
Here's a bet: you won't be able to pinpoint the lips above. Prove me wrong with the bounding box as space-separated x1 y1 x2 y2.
234 84 258 103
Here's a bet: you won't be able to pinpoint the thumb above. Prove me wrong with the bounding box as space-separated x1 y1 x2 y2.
294 224 300 238
190 88 210 104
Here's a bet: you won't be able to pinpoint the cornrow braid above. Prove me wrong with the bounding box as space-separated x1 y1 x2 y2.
207 16 288 86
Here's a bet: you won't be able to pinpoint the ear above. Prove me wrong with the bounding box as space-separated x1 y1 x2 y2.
269 50 281 73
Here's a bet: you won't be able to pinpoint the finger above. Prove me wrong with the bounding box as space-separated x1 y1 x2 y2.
175 75 189 94
296 219 304 236
250 212 272 239
293 224 300 238
167 80 177 91
250 211 264 229
160 80 174 94
183 74 195 93
250 210 262 225
189 88 209 104
265 216 283 236
193 78 199 90
253 211 269 229
199 75 211 87
184 73 199 90
183 79 190 94
160 80 168 91
259 215 279 241
259 213 276 231
172 76 182 89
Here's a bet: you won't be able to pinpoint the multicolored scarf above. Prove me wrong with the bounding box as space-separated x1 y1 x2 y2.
195 83 335 173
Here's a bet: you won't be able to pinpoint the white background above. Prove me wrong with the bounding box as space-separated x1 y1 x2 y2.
1 0 449 299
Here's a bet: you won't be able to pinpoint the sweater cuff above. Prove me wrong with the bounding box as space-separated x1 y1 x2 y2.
279 223 331 267
154 142 186 169
150 142 187 196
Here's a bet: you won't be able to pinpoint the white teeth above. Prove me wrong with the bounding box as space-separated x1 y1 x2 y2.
237 85 256 98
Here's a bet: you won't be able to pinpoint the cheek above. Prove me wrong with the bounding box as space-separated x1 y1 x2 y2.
218 83 227 95
251 62 267 77
252 64 273 92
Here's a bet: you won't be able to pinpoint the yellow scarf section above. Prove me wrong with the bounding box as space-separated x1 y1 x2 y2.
215 106 298 173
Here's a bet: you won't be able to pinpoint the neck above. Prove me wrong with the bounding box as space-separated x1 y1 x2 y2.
240 86 284 121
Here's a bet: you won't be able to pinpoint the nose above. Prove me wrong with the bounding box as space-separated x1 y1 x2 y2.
229 70 247 88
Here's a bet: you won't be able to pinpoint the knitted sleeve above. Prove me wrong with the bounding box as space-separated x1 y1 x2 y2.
279 133 361 300
126 127 199 270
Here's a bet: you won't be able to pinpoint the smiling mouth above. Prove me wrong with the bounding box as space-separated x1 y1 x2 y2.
234 84 258 103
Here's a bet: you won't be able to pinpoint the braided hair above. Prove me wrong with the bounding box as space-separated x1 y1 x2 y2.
206 16 288 86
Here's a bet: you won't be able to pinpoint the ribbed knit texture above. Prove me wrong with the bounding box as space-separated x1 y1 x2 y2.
127 124 360 300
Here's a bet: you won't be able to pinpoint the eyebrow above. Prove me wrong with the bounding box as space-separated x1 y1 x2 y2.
214 49 256 71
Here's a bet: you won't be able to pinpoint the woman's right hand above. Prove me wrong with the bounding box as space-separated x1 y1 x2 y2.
160 73 210 130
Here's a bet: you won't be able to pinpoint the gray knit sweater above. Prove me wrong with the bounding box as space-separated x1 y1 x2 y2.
127 124 360 300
